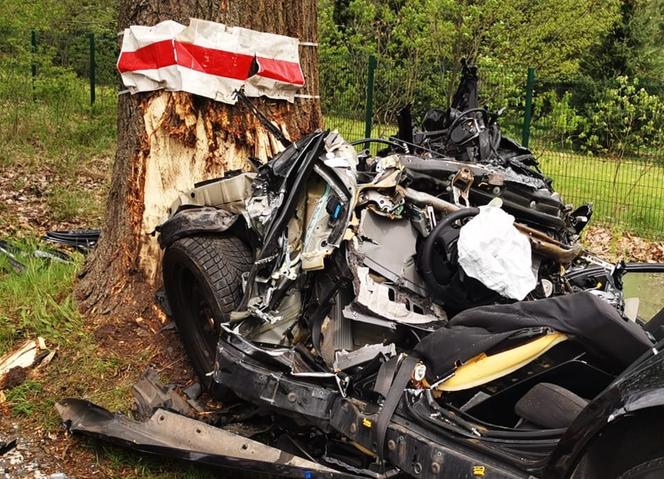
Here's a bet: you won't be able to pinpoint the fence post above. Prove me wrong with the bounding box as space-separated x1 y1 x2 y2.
31 30 37 101
364 54 376 140
88 33 96 105
521 67 535 147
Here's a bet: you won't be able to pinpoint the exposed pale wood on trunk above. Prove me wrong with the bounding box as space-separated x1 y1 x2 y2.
76 0 321 314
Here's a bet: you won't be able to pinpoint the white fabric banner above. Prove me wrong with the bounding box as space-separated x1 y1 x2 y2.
117 19 305 104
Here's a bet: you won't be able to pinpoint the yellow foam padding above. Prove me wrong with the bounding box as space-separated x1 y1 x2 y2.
435 332 568 392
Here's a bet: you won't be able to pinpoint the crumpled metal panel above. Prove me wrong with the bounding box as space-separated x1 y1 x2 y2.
56 398 356 479
354 267 438 324
168 173 257 216
157 207 238 248
356 209 426 296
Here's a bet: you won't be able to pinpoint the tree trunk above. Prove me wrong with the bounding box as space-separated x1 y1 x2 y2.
76 0 321 315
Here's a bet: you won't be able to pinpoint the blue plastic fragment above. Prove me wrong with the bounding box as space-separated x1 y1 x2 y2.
332 203 342 220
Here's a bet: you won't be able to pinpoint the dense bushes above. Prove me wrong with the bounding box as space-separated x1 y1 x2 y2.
534 77 664 155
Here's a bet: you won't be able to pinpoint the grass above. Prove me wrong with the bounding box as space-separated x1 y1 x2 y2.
537 149 664 237
0 66 116 172
0 73 114 232
47 185 102 222
0 240 85 353
0 242 138 421
5 379 44 417
0 72 221 477
0 241 198 477
94 446 219 479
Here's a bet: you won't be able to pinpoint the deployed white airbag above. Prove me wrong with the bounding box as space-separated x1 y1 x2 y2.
457 205 537 300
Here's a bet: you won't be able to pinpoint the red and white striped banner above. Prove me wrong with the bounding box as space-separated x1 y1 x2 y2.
117 19 305 103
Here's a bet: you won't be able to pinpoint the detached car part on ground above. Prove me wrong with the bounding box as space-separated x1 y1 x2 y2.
60 68 664 478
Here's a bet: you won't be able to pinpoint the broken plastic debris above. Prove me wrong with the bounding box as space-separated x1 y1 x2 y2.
132 368 197 419
0 338 48 383
457 205 537 300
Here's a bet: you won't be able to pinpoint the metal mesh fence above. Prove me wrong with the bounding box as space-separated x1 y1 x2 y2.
529 78 664 238
0 29 118 109
0 29 118 160
2 29 663 238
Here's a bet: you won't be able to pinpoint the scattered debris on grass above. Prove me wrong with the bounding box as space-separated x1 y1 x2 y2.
132 368 198 419
0 338 50 391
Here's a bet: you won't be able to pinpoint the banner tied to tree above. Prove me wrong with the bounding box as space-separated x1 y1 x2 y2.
117 18 305 104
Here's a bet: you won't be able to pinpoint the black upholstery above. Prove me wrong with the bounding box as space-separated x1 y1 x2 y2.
415 292 653 382
515 383 588 429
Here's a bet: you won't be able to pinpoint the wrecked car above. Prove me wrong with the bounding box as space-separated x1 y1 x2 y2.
60 67 664 479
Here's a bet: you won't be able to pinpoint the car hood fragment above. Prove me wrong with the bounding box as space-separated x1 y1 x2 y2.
55 398 357 479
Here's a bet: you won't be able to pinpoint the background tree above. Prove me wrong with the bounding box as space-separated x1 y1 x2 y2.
319 0 621 81
318 0 622 137
75 0 321 315
581 0 664 80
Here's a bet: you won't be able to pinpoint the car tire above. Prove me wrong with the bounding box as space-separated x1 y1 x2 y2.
618 457 664 479
162 235 253 400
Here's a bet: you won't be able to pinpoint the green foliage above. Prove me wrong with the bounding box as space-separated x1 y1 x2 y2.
0 64 116 171
475 0 620 79
321 0 621 80
0 0 115 34
530 76 664 155
582 0 664 80
320 0 459 124
533 91 586 149
0 11 117 171
579 76 664 155
319 0 624 134
628 0 664 78
320 0 664 157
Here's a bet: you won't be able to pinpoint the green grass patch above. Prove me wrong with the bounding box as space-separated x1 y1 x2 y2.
0 69 116 172
0 239 85 354
47 185 102 222
537 149 664 237
0 240 140 424
5 379 44 417
97 445 219 479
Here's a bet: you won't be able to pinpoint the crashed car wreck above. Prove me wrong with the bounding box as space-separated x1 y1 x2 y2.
58 67 664 479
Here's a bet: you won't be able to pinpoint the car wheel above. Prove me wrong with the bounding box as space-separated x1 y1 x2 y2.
162 235 253 399
618 457 664 479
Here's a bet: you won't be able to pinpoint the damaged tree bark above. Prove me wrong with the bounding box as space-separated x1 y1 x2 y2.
76 1 322 314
